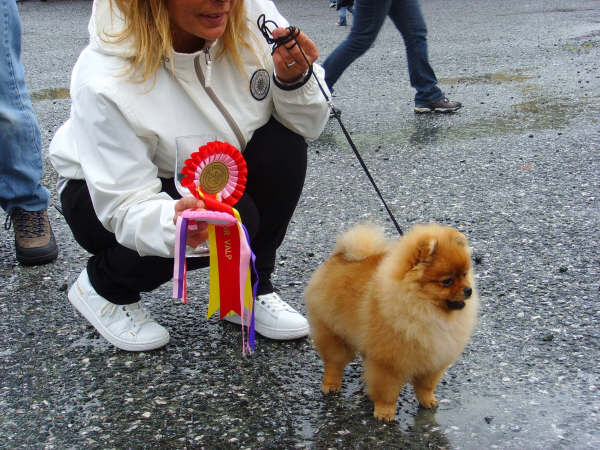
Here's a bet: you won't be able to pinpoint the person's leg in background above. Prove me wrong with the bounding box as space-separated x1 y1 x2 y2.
0 0 58 265
322 0 391 92
337 6 348 26
388 0 462 112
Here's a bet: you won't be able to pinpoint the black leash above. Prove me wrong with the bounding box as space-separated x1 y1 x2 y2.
257 15 403 235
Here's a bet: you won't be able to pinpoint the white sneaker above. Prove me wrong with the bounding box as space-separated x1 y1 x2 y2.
224 292 309 340
68 269 170 351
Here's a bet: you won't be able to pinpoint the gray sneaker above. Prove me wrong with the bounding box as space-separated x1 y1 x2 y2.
414 97 462 113
5 207 58 266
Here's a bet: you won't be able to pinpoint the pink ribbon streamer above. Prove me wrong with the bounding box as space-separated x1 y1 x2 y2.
172 209 256 353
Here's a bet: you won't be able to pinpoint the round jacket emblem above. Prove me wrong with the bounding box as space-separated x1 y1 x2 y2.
250 69 270 101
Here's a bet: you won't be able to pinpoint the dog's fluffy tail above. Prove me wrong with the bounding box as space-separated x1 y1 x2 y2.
333 223 389 261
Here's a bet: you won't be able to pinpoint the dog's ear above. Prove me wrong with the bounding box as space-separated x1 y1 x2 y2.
391 233 437 280
455 234 467 247
453 232 472 256
414 237 437 266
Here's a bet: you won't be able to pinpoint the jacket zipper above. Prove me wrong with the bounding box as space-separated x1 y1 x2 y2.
194 49 247 150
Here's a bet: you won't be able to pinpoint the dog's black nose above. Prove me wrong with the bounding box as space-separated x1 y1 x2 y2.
464 287 472 298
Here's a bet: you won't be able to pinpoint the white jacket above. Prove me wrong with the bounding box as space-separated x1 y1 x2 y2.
50 0 329 258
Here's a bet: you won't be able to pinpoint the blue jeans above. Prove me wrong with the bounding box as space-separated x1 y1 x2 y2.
323 0 443 106
0 0 48 214
338 6 352 26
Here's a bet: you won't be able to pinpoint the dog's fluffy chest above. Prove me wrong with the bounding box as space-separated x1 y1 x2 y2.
361 299 478 375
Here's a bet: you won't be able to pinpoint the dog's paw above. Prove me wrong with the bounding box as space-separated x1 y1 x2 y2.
417 394 438 409
321 381 342 394
373 403 396 422
322 370 343 394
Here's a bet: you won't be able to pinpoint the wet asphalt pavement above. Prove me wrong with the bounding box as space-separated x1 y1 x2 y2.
1 0 599 448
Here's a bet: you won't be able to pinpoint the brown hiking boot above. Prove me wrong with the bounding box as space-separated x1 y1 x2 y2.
414 97 462 113
5 207 58 266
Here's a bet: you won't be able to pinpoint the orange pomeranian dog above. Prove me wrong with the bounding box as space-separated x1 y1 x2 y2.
305 223 478 421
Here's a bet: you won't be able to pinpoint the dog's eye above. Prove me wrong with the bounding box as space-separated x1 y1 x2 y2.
441 278 453 287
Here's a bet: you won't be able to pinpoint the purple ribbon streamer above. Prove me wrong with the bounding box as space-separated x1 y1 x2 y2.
173 217 189 299
241 223 258 352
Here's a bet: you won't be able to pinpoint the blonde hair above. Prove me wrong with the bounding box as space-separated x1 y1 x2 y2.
108 0 251 82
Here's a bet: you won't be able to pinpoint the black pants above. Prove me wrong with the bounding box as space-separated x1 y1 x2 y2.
61 118 307 304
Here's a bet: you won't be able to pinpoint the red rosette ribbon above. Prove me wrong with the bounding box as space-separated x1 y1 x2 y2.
180 141 247 210
174 141 256 354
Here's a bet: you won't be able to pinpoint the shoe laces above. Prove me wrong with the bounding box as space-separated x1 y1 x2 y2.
100 302 152 331
257 293 295 314
100 302 119 318
5 208 48 238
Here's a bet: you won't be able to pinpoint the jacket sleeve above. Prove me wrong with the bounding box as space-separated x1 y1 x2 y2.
69 81 178 258
271 62 330 141
249 0 330 141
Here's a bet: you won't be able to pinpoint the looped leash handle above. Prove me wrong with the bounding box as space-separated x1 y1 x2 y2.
257 14 300 55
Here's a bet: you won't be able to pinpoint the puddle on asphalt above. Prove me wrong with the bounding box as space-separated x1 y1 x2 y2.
498 7 598 15
433 390 595 448
561 41 598 52
319 95 599 151
439 69 536 85
318 67 600 150
295 380 453 448
30 87 70 101
294 384 593 448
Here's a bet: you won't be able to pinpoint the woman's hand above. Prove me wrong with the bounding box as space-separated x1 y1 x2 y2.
272 27 318 83
174 197 209 248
